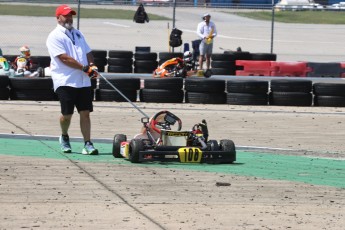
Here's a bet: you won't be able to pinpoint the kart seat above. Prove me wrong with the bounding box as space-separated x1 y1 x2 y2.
161 130 189 146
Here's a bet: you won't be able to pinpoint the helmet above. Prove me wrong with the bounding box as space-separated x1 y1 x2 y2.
183 51 193 63
19 45 31 58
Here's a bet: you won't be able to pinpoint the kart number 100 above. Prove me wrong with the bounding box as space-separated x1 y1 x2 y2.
178 147 202 163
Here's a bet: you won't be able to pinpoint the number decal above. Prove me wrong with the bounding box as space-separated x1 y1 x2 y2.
178 147 202 163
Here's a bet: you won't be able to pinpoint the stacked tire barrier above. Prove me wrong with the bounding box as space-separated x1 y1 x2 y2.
226 80 269 105
158 52 183 65
313 83 345 107
0 75 10 100
96 77 140 102
211 53 236 75
91 50 107 73
185 78 226 104
269 79 313 106
9 77 56 101
134 52 158 74
107 50 133 73
140 78 184 103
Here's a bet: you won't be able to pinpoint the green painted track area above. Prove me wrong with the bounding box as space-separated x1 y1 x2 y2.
1 138 344 188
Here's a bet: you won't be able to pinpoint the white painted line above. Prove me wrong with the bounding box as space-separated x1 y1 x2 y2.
103 22 130 28
181 28 339 44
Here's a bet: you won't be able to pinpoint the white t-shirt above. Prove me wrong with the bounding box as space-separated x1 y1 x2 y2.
196 21 217 40
46 24 92 91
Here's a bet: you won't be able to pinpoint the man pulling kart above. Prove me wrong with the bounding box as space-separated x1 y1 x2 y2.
153 51 212 78
112 110 236 164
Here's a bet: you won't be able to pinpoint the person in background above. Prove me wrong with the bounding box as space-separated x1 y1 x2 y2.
196 13 217 71
11 46 43 77
46 4 99 155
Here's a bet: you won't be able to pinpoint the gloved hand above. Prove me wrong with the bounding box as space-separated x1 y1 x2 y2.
82 64 98 78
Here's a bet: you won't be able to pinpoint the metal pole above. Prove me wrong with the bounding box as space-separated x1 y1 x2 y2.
270 0 275 53
77 0 81 30
172 0 176 52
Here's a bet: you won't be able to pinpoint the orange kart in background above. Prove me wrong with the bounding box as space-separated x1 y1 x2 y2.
153 51 212 78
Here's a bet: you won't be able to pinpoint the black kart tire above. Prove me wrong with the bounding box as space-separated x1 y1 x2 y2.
269 92 312 106
185 92 226 104
99 77 140 90
129 139 144 163
144 78 183 90
219 139 236 163
159 52 183 60
314 95 345 107
0 88 10 100
226 80 269 94
9 78 53 90
207 140 219 151
134 52 157 61
211 53 235 61
107 58 133 67
0 75 10 88
95 89 137 102
251 53 277 61
226 93 268 105
313 83 345 96
185 78 225 93
139 89 184 103
112 134 127 158
10 89 56 101
270 79 312 93
107 65 133 73
91 49 107 58
108 50 133 59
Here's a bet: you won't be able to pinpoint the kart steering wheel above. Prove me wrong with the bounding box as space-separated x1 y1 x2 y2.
149 110 182 134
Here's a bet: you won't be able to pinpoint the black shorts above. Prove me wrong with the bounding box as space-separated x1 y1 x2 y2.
56 86 93 115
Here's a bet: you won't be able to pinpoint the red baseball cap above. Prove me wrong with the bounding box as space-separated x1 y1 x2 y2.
55 4 76 17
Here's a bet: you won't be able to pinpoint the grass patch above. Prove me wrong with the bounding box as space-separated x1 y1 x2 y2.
232 10 345 24
0 4 169 20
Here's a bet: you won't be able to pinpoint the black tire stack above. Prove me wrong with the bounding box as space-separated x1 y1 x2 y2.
158 52 183 65
0 75 10 100
226 80 269 105
185 78 226 104
140 78 184 103
30 56 51 70
211 53 236 75
313 83 345 107
269 79 313 106
91 50 108 73
96 77 140 102
134 52 158 74
107 50 133 73
9 78 56 101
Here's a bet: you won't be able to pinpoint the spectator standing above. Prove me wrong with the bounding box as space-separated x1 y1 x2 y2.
196 13 217 71
46 4 99 155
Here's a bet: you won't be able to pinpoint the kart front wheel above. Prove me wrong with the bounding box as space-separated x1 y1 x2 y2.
219 139 236 163
129 139 144 163
112 134 127 158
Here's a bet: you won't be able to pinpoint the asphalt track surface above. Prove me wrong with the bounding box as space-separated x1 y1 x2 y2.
0 101 344 229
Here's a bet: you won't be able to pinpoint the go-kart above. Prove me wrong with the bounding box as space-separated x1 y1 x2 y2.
153 57 212 78
112 110 236 164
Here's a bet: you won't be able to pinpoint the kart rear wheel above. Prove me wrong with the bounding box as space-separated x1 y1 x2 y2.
112 134 127 158
219 139 236 163
129 139 144 163
207 140 219 151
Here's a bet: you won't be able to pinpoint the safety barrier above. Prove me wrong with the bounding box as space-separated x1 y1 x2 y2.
307 62 343 78
271 62 311 77
235 60 271 76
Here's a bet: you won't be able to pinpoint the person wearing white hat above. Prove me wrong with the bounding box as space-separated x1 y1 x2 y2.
196 13 217 71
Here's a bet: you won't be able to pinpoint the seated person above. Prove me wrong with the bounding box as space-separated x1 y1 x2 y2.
0 48 11 76
11 45 43 77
